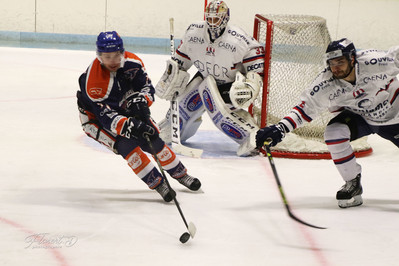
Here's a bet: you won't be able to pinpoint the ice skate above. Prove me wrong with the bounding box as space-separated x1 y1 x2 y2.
176 174 201 191
155 181 176 202
336 174 363 208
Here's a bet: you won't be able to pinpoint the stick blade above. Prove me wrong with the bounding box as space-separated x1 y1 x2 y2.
172 143 203 158
188 222 197 238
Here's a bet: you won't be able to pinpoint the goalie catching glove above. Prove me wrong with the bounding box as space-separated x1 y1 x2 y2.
120 117 159 141
155 59 190 101
229 71 262 109
255 123 289 148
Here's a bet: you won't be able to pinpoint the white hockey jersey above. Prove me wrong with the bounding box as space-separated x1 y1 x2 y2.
172 21 265 85
280 46 399 131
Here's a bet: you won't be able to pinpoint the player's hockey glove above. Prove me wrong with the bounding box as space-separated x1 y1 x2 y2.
256 123 288 148
121 92 151 121
120 117 159 141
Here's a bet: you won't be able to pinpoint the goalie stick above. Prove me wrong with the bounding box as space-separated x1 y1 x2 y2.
263 141 327 230
145 135 197 243
168 17 203 158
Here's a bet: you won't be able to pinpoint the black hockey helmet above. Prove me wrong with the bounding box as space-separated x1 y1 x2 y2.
325 38 356 64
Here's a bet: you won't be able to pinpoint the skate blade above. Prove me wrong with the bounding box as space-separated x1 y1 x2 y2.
338 195 363 208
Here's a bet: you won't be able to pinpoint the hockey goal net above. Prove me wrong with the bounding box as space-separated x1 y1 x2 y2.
251 14 373 159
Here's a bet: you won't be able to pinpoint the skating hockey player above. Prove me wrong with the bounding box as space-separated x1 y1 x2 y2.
256 38 399 208
155 0 265 156
76 31 201 202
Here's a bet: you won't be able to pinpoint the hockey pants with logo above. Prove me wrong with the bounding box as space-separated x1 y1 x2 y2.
78 107 187 189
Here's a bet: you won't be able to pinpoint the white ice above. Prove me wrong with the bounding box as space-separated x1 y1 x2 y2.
0 47 398 266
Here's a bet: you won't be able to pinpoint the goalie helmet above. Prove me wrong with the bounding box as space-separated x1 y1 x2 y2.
96 31 124 54
205 0 230 40
325 38 356 64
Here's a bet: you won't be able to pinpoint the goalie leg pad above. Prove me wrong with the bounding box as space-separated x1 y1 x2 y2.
159 75 205 143
198 76 259 156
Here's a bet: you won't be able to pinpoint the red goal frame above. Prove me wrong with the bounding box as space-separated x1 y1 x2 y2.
252 14 373 159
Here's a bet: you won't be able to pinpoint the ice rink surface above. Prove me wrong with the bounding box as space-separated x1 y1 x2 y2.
0 47 398 266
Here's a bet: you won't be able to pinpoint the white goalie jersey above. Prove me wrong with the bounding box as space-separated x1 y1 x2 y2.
172 21 265 85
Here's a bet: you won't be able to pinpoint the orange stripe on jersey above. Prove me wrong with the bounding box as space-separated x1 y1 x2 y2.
115 117 127 135
125 147 151 175
144 94 154 107
124 51 145 68
157 145 177 167
86 59 113 101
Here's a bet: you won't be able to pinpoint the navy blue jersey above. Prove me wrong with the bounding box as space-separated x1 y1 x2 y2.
78 51 155 135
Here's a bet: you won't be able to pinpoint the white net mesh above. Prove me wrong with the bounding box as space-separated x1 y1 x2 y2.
252 14 371 157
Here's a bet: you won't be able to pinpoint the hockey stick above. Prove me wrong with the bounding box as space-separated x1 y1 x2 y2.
263 141 327 229
145 135 197 243
168 17 203 158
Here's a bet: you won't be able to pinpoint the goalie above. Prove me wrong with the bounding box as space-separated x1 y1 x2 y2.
155 0 265 156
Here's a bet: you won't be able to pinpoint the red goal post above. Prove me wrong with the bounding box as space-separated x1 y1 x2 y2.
251 14 373 159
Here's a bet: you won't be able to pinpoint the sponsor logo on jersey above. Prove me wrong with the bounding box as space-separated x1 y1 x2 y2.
206 46 215 56
187 93 203 112
360 49 378 56
329 87 349 101
247 62 264 71
221 122 243 139
89 87 103 96
364 57 394 66
353 89 366 99
363 74 388 84
188 23 204 30
123 68 139 80
218 42 236 52
188 36 205 44
358 98 373 109
202 89 215 113
194 60 205 72
347 98 390 120
227 30 250 45
194 60 229 80
310 77 334 96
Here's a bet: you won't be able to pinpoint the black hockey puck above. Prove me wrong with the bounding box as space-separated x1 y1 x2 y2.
179 232 190 243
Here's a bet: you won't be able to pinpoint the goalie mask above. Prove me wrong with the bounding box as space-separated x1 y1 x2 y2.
205 0 230 41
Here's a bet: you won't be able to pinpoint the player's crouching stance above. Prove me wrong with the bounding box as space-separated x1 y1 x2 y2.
76 31 201 202
256 38 399 208
156 0 264 156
